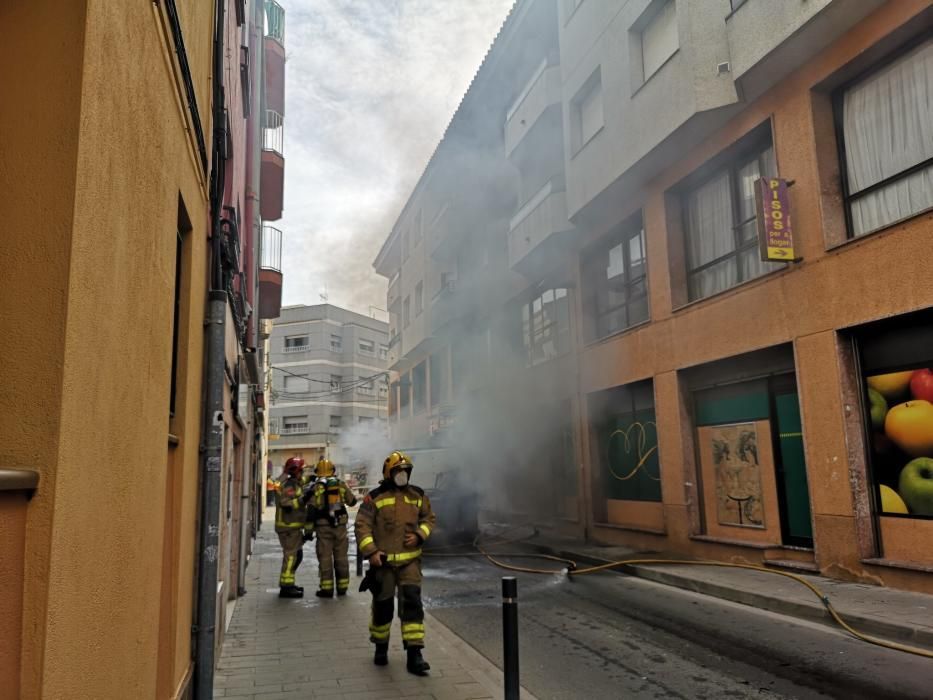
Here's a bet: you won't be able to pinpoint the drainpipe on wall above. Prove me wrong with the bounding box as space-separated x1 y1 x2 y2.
194 0 227 697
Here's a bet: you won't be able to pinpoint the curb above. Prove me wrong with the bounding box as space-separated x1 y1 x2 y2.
529 544 933 652
425 610 539 700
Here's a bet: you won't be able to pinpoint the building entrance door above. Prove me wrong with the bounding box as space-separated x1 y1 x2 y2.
771 377 813 547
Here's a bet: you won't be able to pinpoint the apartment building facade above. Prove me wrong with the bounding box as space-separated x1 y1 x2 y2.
375 0 933 593
0 1 287 697
268 304 390 475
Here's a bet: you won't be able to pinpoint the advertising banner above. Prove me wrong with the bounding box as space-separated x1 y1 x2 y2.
755 178 796 262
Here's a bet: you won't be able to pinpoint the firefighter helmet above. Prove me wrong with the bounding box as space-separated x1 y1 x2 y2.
316 457 335 478
284 457 305 476
382 451 413 480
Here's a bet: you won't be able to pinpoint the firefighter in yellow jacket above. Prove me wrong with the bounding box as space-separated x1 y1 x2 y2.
275 457 311 598
355 451 436 675
307 457 358 597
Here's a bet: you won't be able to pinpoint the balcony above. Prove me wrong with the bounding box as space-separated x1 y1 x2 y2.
258 225 283 319
505 61 562 158
726 0 884 103
508 178 574 277
261 110 284 221
281 426 309 435
263 1 286 114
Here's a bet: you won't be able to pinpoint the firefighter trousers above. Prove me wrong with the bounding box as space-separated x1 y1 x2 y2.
315 522 350 593
277 529 304 587
368 560 425 649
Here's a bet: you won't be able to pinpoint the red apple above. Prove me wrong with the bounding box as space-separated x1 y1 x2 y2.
910 369 933 403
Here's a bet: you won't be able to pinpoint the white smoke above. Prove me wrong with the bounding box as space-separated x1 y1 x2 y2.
333 419 393 489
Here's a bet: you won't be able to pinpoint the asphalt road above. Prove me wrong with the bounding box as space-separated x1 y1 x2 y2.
421 551 932 700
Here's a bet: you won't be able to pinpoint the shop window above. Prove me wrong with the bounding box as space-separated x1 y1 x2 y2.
835 38 933 238
399 373 411 415
430 350 448 407
589 380 661 504
520 287 571 366
412 361 426 415
582 215 648 341
680 128 782 301
857 312 933 523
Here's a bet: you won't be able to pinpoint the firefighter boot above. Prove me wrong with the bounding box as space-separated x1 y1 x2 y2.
373 643 389 666
278 585 304 599
316 589 334 598
406 648 430 676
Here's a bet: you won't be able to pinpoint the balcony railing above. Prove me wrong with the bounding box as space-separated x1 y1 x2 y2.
263 110 284 155
281 426 309 435
264 0 285 45
283 345 308 353
261 225 282 271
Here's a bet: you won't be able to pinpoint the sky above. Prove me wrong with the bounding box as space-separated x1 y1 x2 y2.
278 0 515 318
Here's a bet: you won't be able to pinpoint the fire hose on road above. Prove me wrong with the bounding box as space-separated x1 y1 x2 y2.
421 529 933 661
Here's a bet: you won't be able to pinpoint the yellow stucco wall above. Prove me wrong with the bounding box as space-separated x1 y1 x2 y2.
2 1 213 697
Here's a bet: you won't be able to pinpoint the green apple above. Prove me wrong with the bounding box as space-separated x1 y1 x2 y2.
868 388 888 430
898 458 933 516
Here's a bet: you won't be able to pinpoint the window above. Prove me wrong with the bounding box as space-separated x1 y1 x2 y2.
358 416 374 425
589 380 661 504
379 380 388 396
571 70 603 154
330 374 342 392
330 334 342 352
359 339 375 355
583 218 648 341
403 296 411 328
282 416 309 434
412 362 426 414
856 310 933 523
283 374 308 391
836 38 933 238
284 335 309 352
329 415 342 431
378 344 389 360
358 378 374 395
521 288 571 366
682 133 781 301
415 281 424 316
640 0 678 81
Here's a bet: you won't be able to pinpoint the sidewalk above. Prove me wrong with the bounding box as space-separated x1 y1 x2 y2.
528 535 933 651
214 510 536 700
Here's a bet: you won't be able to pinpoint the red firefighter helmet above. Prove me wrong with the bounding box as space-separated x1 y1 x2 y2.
284 457 305 476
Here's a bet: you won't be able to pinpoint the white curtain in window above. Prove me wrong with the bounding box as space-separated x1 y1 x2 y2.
844 39 933 236
685 171 735 297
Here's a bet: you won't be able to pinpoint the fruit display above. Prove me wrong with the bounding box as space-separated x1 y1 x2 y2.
866 369 933 516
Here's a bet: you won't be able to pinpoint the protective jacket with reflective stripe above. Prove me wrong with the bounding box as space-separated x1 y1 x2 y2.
354 482 436 564
275 474 308 534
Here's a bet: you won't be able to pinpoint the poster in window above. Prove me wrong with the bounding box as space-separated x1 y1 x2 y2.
707 422 765 528
604 411 661 502
865 369 933 517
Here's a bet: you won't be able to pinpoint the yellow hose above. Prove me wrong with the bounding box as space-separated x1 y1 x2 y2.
465 544 933 660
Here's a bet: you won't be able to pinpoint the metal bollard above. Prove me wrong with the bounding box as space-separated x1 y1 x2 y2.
502 576 519 700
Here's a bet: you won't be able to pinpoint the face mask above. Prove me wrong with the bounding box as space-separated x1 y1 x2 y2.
393 470 409 487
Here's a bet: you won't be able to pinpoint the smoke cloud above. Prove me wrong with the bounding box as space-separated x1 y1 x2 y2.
279 0 515 315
